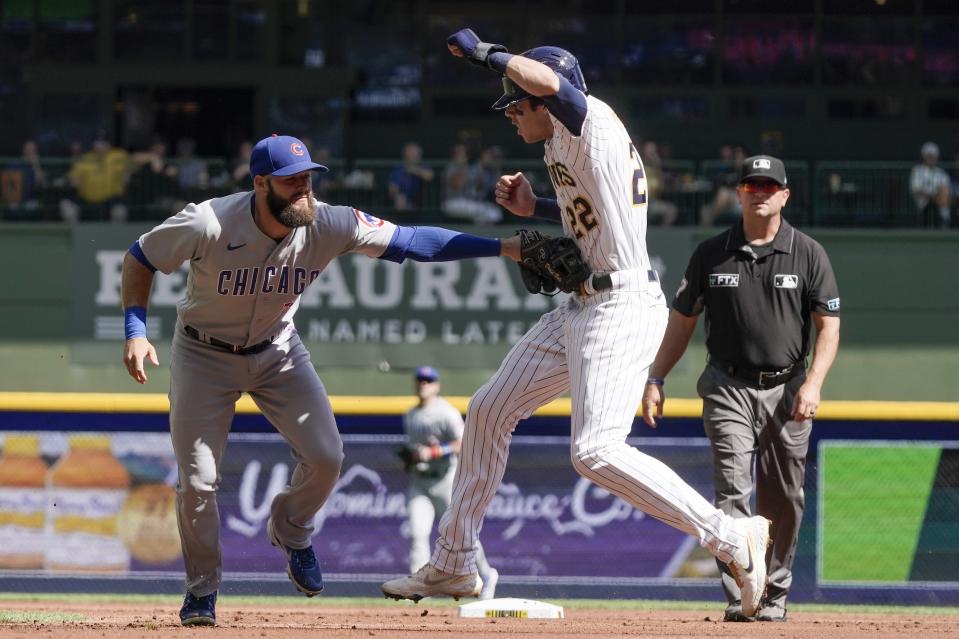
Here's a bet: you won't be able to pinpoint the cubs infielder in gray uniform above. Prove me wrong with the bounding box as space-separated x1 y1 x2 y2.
401 365 497 600
382 29 771 617
120 134 523 626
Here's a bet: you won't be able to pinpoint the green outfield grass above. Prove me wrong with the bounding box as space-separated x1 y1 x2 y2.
0 611 87 623
0 593 956 616
1 341 958 401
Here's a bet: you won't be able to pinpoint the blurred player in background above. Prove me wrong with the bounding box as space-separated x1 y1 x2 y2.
400 366 497 600
382 29 771 618
120 134 523 626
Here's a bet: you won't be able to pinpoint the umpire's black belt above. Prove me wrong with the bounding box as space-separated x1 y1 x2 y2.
184 325 274 355
710 357 804 390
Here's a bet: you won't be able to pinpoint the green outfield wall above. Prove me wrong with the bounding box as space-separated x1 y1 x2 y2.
1 223 957 398
3 223 957 344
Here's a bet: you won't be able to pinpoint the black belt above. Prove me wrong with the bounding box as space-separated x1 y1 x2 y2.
579 270 658 296
183 325 274 355
710 357 804 390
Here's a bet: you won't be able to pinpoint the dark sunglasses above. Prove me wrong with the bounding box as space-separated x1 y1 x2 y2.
742 181 782 194
416 377 437 383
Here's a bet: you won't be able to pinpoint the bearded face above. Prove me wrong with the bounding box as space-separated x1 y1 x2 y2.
266 178 317 228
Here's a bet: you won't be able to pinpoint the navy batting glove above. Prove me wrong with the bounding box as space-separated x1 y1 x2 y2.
447 28 508 70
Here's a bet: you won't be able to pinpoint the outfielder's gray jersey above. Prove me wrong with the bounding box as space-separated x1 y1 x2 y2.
137 192 396 347
544 95 651 274
403 398 464 477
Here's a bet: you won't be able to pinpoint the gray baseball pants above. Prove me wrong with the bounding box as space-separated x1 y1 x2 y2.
169 327 344 596
698 363 812 607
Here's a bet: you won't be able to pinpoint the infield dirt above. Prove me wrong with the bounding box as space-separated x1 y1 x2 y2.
0 599 956 639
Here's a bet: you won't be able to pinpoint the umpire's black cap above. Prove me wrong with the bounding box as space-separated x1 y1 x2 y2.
739 155 788 187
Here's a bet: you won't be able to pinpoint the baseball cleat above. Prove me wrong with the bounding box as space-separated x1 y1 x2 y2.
179 590 217 627
726 516 771 618
268 519 324 597
723 601 752 622
381 564 482 602
756 599 787 622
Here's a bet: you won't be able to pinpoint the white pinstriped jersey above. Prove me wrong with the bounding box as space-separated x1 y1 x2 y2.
138 191 397 347
544 95 651 274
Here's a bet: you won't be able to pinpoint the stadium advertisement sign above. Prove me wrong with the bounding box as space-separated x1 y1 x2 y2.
0 431 719 584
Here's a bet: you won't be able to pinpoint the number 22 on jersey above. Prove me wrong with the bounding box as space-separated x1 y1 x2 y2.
547 161 598 240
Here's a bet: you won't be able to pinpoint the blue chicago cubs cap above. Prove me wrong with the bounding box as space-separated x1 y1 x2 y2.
414 366 440 382
250 134 329 178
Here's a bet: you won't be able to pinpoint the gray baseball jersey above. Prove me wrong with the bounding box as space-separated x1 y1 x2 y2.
138 192 396 347
403 398 464 477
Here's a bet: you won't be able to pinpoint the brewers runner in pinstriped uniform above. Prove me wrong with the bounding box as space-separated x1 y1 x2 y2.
382 29 772 617
120 134 525 626
400 366 498 599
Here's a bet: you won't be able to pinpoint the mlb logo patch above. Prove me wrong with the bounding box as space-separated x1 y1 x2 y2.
709 274 739 287
354 208 385 228
827 297 840 311
753 158 771 169
775 274 799 289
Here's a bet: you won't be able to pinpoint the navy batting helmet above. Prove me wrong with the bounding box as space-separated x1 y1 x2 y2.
491 46 587 111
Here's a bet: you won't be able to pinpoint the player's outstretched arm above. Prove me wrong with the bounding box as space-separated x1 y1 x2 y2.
378 225 522 264
121 251 159 384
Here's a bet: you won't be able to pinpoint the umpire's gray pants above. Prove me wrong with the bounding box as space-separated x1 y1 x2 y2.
697 364 812 607
169 328 344 597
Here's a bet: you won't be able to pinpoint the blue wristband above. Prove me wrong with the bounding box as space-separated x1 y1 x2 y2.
646 377 665 386
487 51 513 74
125 306 147 340
534 197 562 222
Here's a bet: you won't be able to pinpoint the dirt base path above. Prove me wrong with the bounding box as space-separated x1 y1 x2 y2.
0 599 957 639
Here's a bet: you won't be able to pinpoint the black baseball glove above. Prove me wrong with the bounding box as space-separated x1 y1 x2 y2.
394 445 417 472
516 229 592 295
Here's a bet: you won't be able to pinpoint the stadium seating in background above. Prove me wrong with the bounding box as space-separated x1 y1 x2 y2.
0 156 954 228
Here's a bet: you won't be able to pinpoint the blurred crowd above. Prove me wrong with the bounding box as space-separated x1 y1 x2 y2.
2 132 957 229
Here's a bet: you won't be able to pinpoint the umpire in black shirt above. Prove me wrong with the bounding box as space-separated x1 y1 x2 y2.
641 155 840 622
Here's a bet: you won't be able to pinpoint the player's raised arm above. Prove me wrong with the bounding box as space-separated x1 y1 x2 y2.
120 244 159 384
446 28 588 135
447 28 556 97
